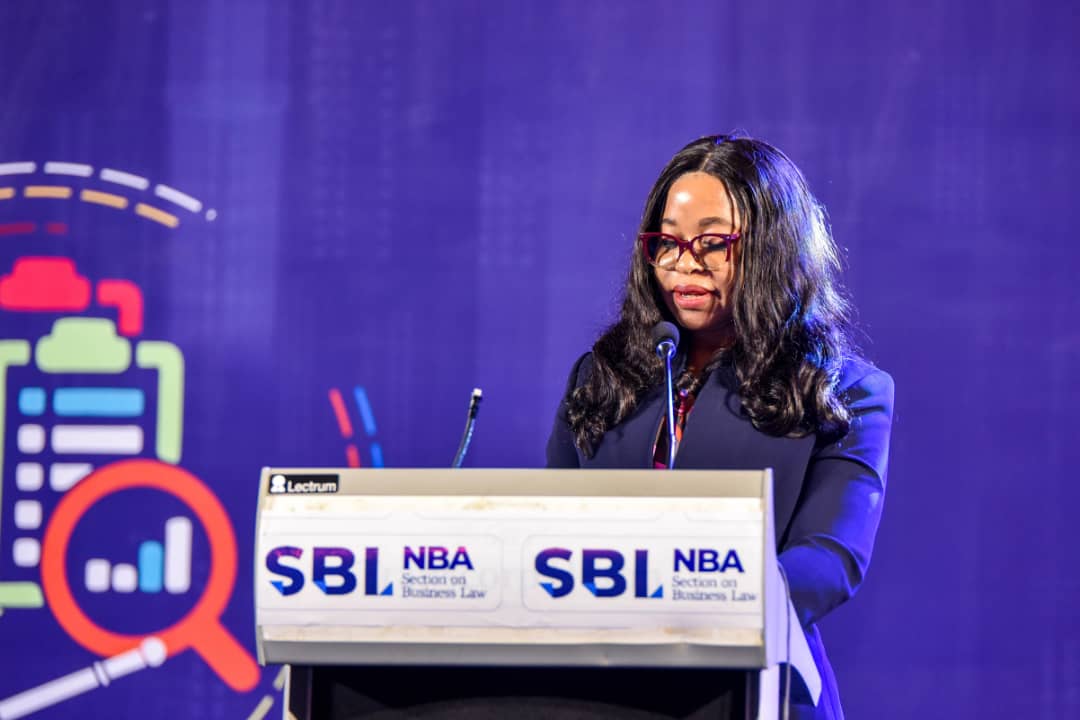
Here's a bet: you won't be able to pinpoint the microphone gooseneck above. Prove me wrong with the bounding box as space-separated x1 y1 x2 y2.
651 322 680 469
451 388 483 469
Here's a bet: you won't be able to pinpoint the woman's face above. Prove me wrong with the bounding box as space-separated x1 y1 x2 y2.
652 171 741 347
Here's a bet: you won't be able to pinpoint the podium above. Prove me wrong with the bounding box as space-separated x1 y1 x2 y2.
254 468 820 719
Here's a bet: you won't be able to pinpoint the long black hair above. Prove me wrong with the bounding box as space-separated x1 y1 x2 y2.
567 134 855 455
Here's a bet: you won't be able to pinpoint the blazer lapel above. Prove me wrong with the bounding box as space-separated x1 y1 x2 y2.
674 369 814 545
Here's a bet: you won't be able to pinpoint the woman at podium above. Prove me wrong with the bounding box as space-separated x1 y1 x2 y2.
547 134 895 720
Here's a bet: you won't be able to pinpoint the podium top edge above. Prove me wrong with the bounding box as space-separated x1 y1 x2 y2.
258 467 772 499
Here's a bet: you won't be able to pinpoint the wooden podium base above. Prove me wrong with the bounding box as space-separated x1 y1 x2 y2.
288 664 753 720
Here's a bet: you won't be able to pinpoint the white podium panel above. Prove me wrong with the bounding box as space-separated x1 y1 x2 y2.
254 468 819 704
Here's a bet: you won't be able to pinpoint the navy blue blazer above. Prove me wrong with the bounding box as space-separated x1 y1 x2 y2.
546 352 894 720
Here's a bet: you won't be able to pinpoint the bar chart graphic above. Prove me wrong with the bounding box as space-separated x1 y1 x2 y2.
83 516 192 594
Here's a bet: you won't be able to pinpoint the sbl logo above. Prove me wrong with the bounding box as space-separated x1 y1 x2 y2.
264 546 393 596
265 544 476 596
534 547 746 599
534 548 664 599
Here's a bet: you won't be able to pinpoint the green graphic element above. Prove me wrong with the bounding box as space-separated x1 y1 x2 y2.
35 319 184 463
0 340 33 614
0 582 44 611
135 341 184 464
36 317 132 373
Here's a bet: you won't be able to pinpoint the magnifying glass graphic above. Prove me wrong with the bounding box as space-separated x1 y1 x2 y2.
38 458 260 693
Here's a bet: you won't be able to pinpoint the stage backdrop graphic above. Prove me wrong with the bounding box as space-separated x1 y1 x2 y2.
1 2 1078 719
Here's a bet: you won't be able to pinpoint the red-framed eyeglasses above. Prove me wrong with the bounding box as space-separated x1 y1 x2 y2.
639 232 740 270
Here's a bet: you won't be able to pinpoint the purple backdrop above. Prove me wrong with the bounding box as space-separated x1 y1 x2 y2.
0 2 1077 718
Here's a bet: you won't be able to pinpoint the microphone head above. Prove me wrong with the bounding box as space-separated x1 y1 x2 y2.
468 387 483 415
651 321 680 350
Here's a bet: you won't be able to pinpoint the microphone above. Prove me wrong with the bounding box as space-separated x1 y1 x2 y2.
651 321 679 361
451 388 483 468
651 322 679 469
